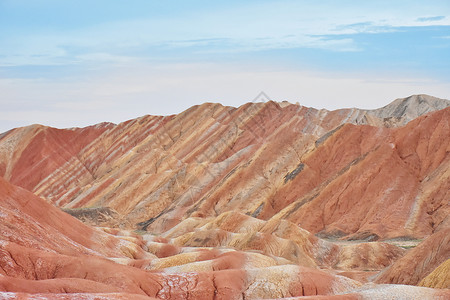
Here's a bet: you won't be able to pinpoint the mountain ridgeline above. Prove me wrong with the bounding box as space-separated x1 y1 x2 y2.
0 94 449 299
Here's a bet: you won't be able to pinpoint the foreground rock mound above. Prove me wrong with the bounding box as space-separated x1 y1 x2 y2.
419 259 450 289
0 177 365 299
154 211 405 272
1 169 447 299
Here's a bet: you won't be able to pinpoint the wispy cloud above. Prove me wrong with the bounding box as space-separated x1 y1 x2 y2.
0 0 449 132
416 16 446 22
1 1 449 68
75 53 136 64
332 22 398 34
164 35 360 53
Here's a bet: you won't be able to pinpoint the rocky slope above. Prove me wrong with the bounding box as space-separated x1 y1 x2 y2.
0 95 448 241
375 228 450 286
366 94 450 126
419 259 450 289
0 177 362 298
0 122 113 192
0 176 448 299
0 94 449 299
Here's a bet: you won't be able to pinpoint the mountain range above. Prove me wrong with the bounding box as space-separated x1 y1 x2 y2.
0 94 448 299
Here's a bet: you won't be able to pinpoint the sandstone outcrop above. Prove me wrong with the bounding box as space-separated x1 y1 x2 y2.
419 259 450 289
0 293 157 300
0 94 449 299
375 228 450 286
0 123 113 192
1 95 447 242
149 211 406 273
0 177 364 299
274 106 450 240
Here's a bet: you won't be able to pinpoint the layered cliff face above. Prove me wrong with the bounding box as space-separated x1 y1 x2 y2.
0 94 449 299
1 95 447 240
0 122 114 191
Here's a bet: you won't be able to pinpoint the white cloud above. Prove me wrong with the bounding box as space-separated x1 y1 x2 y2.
1 1 448 134
75 53 136 64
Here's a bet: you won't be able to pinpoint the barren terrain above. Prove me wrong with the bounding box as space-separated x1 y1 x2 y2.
0 94 448 299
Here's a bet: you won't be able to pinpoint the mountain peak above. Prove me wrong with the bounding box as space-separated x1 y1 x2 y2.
368 94 450 124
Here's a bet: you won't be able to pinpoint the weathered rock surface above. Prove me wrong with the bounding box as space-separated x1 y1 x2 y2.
0 293 156 300
275 106 450 240
419 259 450 289
0 123 113 192
375 228 450 286
62 207 120 227
345 284 450 299
149 211 405 272
366 94 450 126
1 95 448 242
279 284 450 300
0 94 449 299
0 177 366 299
0 176 151 259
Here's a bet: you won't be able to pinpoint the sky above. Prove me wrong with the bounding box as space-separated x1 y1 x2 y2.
1 0 450 132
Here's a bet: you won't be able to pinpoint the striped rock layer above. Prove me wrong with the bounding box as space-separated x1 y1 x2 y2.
0 94 449 299
0 176 449 299
0 94 448 240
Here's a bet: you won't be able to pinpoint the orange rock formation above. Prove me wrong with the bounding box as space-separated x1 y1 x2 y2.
0 94 449 299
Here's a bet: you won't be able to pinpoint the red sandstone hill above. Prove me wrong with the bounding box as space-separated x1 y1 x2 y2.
0 94 449 299
0 176 448 299
1 95 447 240
0 122 113 191
375 228 450 287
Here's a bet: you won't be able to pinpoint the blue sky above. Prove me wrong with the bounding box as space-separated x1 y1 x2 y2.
1 0 449 132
